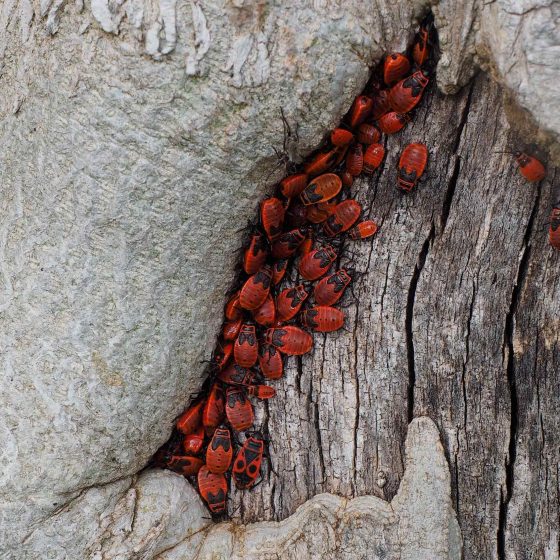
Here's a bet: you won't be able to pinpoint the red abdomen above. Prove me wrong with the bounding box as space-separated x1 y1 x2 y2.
398 143 428 192
265 326 313 356
323 200 362 237
301 306 345 332
198 466 228 513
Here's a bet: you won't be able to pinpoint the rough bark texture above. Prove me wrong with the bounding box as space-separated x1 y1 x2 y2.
1 0 559 558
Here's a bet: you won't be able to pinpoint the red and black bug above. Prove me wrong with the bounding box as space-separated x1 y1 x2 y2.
233 433 265 489
239 265 272 310
260 197 285 241
206 425 233 474
222 317 243 341
371 89 391 120
224 291 242 321
348 95 374 128
323 199 362 237
299 235 314 256
340 170 353 188
515 152 546 182
218 363 255 386
243 232 268 275
389 70 429 113
349 220 378 240
253 295 276 327
313 269 352 306
357 123 381 145
164 454 205 477
183 426 205 455
276 284 309 322
346 144 364 176
202 383 225 434
331 128 354 146
198 465 228 514
265 326 313 356
383 53 411 86
214 341 234 370
299 245 337 280
301 306 345 332
234 323 258 368
377 111 409 134
363 143 385 173
272 259 289 285
397 143 428 192
304 147 341 177
300 173 342 206
280 173 308 198
247 384 276 399
258 343 284 379
225 387 254 431
271 227 307 259
284 200 308 229
549 204 560 250
413 24 430 66
176 401 204 435
306 200 337 224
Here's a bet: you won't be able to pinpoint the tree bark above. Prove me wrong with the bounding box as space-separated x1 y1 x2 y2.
231 73 560 560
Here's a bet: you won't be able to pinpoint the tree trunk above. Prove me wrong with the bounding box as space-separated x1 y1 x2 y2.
230 73 560 560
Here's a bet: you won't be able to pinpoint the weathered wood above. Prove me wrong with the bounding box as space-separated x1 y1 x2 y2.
230 74 560 559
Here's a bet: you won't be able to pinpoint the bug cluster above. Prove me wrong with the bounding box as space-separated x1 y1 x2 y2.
152 20 437 516
153 17 553 516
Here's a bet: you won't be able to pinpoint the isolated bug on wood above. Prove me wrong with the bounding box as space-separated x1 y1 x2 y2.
258 343 284 379
165 454 204 477
397 143 428 192
550 204 560 250
225 387 254 431
349 220 378 240
357 123 381 145
271 227 307 259
346 143 364 176
252 295 276 327
377 111 409 134
243 233 268 275
348 95 374 128
515 152 546 182
279 173 308 198
301 306 345 332
265 326 313 356
323 199 362 237
198 466 228 514
206 426 233 474
383 53 411 86
239 265 272 310
331 128 354 146
183 426 205 455
363 143 385 173
233 433 265 489
276 284 309 322
389 70 429 113
300 173 342 206
234 324 258 368
260 198 285 241
299 245 337 280
176 401 204 435
313 269 352 306
202 383 225 435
